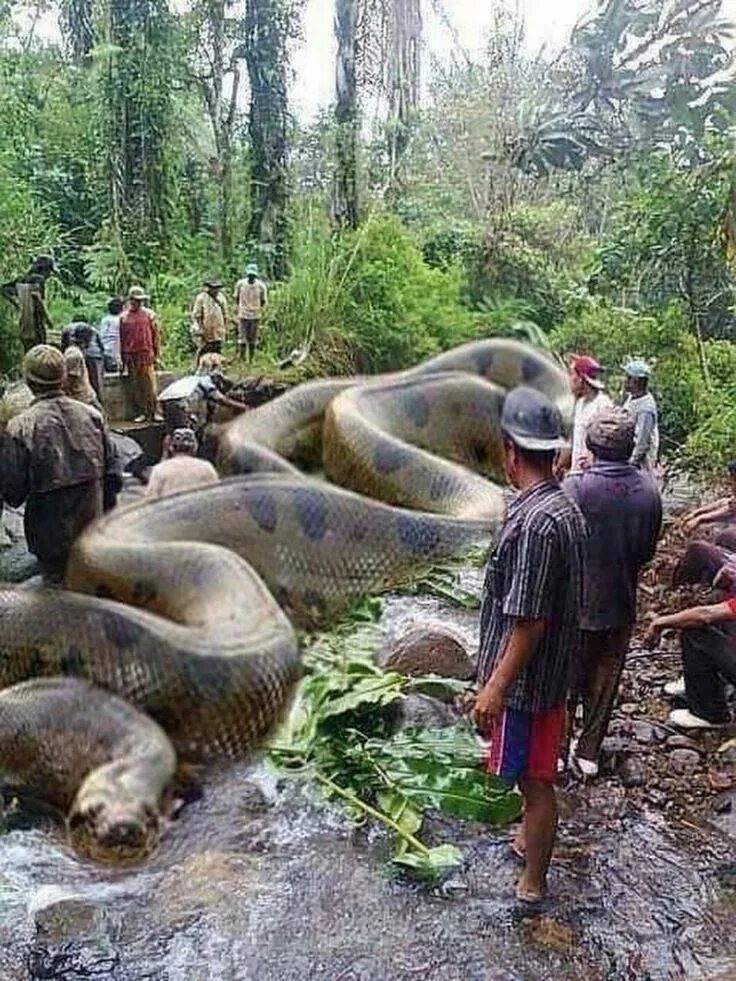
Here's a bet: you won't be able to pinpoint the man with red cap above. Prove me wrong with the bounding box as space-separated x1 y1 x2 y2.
558 355 612 477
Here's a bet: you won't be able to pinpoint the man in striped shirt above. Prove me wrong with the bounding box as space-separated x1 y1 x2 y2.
473 387 585 903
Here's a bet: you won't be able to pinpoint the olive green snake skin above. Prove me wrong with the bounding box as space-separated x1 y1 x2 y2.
0 339 570 860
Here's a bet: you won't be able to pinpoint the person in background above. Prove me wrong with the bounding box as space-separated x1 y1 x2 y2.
99 297 124 373
120 286 162 423
556 354 612 477
0 345 120 583
191 277 228 361
622 359 659 469
146 427 219 499
473 388 585 904
61 317 106 401
646 565 736 730
62 344 103 414
234 263 267 362
157 352 246 446
680 460 736 536
72 323 106 402
563 410 662 776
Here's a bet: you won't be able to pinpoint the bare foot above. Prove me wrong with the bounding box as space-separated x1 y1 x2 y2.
510 833 526 861
516 873 545 904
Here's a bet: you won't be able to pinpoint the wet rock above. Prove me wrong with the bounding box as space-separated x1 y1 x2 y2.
708 770 734 792
393 693 458 730
645 789 667 807
238 779 271 814
154 850 262 928
618 757 646 788
669 749 701 774
666 734 703 753
628 721 664 745
601 735 629 756
35 899 98 942
380 627 475 681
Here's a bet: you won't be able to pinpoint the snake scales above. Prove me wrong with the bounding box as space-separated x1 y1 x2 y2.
0 339 570 862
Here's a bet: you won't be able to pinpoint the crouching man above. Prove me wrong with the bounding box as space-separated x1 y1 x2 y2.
473 388 585 903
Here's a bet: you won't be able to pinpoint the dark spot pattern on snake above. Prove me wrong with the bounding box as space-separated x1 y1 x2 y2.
132 580 158 605
102 613 144 651
293 488 328 541
245 490 278 533
60 646 84 676
400 389 430 428
373 442 410 474
395 514 441 555
522 355 544 384
303 590 327 618
474 347 495 377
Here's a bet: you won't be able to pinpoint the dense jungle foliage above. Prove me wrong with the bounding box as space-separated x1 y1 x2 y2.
2 0 736 472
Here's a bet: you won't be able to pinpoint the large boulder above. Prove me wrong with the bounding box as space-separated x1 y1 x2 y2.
379 626 475 681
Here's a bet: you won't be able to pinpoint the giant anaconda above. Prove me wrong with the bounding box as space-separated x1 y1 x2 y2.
0 339 571 861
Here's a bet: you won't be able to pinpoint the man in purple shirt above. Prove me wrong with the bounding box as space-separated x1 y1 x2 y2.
563 410 662 776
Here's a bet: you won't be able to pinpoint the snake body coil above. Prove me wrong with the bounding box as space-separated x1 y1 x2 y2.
0 339 570 860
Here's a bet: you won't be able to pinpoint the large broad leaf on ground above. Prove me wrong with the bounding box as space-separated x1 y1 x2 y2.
366 726 522 825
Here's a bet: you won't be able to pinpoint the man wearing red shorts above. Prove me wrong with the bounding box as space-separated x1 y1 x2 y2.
473 387 585 903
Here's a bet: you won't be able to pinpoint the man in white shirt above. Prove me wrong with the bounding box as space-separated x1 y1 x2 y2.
234 263 267 362
557 354 612 476
622 359 660 470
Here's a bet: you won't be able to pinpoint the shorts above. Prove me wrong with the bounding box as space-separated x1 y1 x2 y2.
237 318 259 345
486 704 565 783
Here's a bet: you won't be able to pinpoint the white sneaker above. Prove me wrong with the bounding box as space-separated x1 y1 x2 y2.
133 415 146 423
664 677 686 697
574 757 599 778
668 708 724 730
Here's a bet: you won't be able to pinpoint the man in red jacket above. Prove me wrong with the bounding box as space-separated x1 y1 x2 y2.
120 285 162 422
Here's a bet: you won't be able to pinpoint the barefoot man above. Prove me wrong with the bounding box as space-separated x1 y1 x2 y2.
473 388 585 903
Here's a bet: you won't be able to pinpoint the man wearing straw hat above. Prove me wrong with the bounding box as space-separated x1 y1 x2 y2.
0 344 120 583
191 276 228 362
120 285 162 423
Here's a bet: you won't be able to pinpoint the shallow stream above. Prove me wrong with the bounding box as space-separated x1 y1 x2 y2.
0 569 734 980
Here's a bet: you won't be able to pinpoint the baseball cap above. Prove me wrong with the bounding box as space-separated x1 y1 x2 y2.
570 354 605 390
501 387 568 452
623 358 651 378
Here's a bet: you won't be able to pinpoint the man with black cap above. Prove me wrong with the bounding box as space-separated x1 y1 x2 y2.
473 387 586 903
564 410 662 776
0 344 120 583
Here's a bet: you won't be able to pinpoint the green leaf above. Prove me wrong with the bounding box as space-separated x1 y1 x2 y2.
393 844 463 882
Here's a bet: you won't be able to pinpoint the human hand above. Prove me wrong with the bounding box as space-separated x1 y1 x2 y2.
643 618 664 649
471 678 505 732
681 516 699 536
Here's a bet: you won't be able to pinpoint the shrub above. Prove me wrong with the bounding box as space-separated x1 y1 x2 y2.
550 299 703 453
267 208 481 375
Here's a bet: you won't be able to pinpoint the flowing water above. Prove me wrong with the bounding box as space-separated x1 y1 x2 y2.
0 572 735 981
1 479 735 979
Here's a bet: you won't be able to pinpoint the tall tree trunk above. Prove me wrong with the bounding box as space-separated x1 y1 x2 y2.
333 0 359 229
193 0 242 259
104 0 173 272
386 0 421 191
60 0 95 62
245 0 291 279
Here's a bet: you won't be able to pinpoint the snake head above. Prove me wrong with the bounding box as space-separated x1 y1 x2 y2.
68 794 160 866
